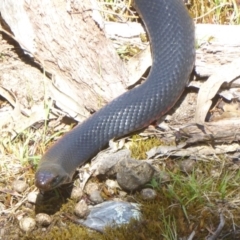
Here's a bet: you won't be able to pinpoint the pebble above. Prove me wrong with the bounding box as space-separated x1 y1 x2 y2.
105 179 120 189
27 192 38 204
89 190 103 204
13 180 28 193
70 187 83 201
74 200 89 218
19 217 36 232
35 213 52 227
179 159 196 174
85 182 99 195
140 188 157 200
117 159 155 191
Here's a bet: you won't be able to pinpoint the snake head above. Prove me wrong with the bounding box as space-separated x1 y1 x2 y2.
35 164 72 191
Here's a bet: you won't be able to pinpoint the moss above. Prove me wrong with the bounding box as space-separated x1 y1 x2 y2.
130 135 164 159
18 157 240 239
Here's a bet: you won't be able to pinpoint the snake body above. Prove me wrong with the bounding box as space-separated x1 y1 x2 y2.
35 0 195 191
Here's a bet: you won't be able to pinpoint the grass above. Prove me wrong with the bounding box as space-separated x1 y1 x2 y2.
1 0 240 239
191 0 240 24
16 143 240 239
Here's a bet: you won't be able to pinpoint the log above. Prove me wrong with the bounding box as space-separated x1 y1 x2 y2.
1 1 240 141
179 119 240 144
0 0 128 121
102 23 240 78
195 24 240 77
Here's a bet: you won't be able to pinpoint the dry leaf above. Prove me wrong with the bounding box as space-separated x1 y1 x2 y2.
195 58 240 124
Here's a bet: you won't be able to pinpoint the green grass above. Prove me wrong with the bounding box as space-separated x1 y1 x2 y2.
21 154 240 239
2 0 240 239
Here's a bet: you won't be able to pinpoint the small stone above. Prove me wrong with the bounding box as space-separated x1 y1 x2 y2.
35 213 52 227
13 180 28 193
19 217 36 232
94 149 131 176
85 182 99 195
116 159 155 191
179 159 196 174
141 188 157 200
89 190 103 204
105 179 120 189
70 187 83 201
27 192 38 204
74 200 89 218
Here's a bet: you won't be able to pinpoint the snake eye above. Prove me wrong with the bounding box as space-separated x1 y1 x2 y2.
50 175 64 188
50 174 71 189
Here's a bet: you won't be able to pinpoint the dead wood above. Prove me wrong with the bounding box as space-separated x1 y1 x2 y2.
179 119 240 144
195 24 240 78
0 0 128 121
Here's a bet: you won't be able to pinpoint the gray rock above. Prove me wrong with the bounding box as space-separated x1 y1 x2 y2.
116 158 155 191
74 200 90 218
140 188 157 200
89 190 103 204
179 159 196 173
94 149 132 176
85 182 99 195
77 201 141 232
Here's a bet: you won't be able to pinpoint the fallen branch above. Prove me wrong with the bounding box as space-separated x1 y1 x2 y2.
206 213 225 240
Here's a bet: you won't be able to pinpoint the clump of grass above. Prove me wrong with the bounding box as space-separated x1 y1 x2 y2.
2 1 240 239
190 0 240 24
20 157 240 240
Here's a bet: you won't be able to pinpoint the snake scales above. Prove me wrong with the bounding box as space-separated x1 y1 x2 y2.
35 0 195 191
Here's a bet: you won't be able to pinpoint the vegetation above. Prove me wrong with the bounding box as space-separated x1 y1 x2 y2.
1 0 240 239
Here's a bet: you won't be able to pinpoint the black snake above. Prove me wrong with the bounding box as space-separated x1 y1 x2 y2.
35 0 195 191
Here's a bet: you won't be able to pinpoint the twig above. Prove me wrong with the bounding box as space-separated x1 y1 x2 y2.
187 230 196 240
206 213 225 240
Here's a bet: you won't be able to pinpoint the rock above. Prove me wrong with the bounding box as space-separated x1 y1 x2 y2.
179 159 196 173
85 182 99 195
35 213 52 227
77 201 141 232
116 158 155 191
105 179 120 195
105 179 120 189
19 217 36 232
70 187 83 201
89 190 103 204
93 149 132 176
27 192 38 204
74 200 89 218
13 180 28 193
140 188 157 200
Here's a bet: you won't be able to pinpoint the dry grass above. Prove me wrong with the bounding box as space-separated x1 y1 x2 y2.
1 0 240 239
